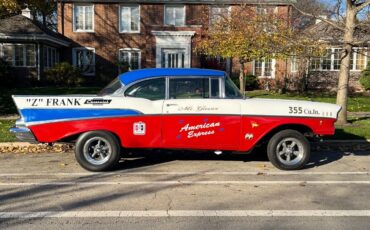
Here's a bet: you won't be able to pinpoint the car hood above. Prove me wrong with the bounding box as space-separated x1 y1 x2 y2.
243 98 341 119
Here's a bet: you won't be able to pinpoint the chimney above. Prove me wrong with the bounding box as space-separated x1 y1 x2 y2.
316 15 327 24
21 7 33 20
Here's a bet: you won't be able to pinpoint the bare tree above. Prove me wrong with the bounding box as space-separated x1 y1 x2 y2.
294 0 370 125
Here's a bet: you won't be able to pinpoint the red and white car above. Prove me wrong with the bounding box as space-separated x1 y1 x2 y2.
11 68 341 171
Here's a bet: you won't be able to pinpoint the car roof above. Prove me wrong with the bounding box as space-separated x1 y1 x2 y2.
118 68 226 85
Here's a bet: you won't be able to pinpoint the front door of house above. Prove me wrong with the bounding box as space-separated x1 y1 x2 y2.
161 48 186 68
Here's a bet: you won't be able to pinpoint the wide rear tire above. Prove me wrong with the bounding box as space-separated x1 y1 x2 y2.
75 131 121 171
267 129 310 170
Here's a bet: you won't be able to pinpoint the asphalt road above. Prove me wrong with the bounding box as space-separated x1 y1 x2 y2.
0 149 369 230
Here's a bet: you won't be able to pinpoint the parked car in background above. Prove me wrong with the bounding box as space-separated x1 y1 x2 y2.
11 68 341 171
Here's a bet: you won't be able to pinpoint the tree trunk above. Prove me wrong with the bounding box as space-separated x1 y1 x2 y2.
336 5 356 125
239 61 245 93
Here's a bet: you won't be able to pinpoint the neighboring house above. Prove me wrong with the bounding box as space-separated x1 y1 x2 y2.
57 0 295 81
0 8 70 84
292 20 369 91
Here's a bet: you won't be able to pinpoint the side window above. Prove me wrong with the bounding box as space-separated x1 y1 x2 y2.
210 78 220 98
124 78 165 100
169 78 209 99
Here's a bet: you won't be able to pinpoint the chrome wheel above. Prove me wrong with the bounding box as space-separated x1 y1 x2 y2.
83 137 112 166
276 137 304 166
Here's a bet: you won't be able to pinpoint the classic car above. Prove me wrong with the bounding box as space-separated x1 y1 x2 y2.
11 68 341 171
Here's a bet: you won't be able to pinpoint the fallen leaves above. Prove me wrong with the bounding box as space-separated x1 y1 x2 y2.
0 143 74 154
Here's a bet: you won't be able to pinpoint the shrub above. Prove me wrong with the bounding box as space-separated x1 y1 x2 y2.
0 58 11 87
244 74 259 90
45 62 84 87
360 61 370 90
231 74 259 91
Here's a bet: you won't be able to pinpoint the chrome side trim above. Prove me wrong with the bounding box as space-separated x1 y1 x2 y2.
9 127 37 143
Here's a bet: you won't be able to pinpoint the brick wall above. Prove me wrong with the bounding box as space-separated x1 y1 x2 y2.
58 2 292 83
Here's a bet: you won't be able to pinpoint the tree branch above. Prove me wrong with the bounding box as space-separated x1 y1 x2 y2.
355 0 370 12
292 4 346 31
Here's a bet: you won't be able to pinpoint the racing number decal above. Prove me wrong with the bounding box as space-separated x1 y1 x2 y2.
289 106 303 114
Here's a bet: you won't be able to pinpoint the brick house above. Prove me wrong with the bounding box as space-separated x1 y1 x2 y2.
57 0 296 83
301 21 369 92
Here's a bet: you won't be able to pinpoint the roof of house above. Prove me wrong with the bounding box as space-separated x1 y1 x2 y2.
59 0 296 5
303 20 370 45
0 15 70 46
119 68 226 85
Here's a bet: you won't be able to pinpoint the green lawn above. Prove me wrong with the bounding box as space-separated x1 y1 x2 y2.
247 90 370 112
0 120 17 142
330 117 370 140
0 87 100 115
1 117 369 143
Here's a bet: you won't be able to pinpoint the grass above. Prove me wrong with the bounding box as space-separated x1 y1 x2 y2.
1 117 369 143
330 117 370 140
0 120 17 142
0 87 100 115
247 90 370 112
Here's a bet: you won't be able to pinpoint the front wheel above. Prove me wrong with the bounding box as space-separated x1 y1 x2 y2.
75 131 121 171
267 129 310 170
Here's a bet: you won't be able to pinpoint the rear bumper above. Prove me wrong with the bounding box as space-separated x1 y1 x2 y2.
10 127 37 143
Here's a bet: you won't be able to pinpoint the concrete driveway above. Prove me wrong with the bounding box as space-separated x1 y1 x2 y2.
0 149 369 229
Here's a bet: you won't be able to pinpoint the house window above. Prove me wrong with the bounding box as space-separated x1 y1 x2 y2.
210 6 230 25
161 48 186 68
291 56 298 72
164 5 185 26
72 47 95 75
333 48 342 70
1 44 36 67
119 5 140 33
118 48 141 71
310 47 367 71
43 46 59 69
322 50 332 70
73 4 94 32
310 57 321 71
255 58 273 77
351 49 367 71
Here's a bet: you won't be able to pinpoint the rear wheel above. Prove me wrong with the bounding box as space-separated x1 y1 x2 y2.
267 129 310 170
75 131 121 171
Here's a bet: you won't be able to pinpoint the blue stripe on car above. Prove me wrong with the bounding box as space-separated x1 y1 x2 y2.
20 109 142 123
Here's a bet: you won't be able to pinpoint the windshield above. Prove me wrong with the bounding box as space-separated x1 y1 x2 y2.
225 77 243 99
98 78 123 96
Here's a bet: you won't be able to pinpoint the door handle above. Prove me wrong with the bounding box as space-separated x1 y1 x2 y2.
166 103 178 107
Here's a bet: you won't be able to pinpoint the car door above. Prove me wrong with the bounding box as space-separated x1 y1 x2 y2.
121 77 165 148
161 77 242 150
